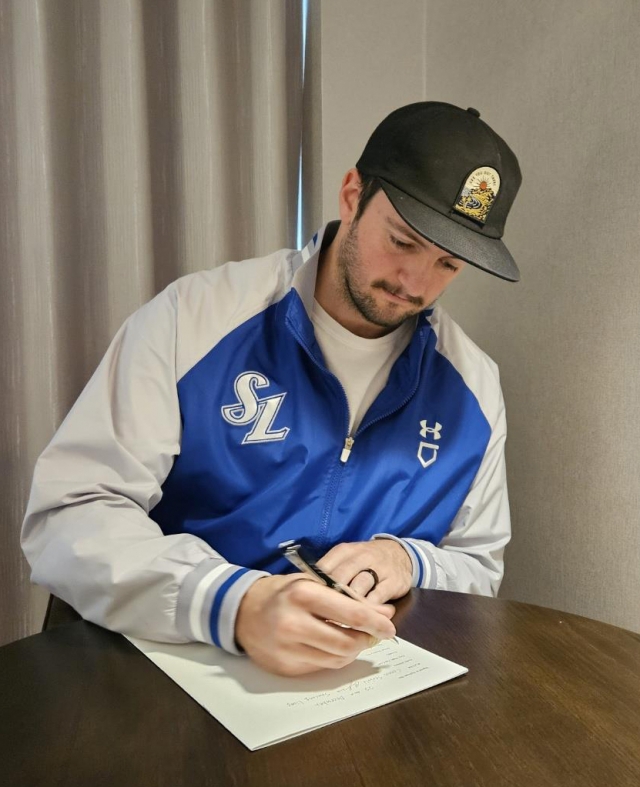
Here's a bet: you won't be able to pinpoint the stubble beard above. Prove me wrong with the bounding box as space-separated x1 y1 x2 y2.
337 221 424 331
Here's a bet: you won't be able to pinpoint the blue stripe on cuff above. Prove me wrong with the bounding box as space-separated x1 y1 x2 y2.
209 567 250 647
176 557 228 641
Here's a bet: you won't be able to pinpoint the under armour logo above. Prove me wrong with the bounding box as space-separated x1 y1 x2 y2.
420 420 442 440
221 372 290 444
417 419 442 468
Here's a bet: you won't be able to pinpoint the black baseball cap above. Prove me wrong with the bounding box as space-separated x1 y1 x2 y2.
356 102 522 282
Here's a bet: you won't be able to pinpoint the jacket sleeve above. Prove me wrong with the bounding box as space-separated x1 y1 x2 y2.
374 389 511 597
21 284 268 653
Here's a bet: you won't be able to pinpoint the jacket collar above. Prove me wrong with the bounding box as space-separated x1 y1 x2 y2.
290 221 340 315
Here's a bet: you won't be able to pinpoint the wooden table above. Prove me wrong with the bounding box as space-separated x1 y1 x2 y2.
2 589 640 787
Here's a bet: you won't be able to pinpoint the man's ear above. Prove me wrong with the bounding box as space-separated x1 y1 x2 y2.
338 168 362 225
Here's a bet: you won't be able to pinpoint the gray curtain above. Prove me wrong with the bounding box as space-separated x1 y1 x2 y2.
0 0 306 645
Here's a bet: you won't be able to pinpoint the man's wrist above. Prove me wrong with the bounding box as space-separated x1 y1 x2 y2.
235 575 271 654
371 534 421 587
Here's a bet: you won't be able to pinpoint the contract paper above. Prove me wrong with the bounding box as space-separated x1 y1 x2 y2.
126 636 467 750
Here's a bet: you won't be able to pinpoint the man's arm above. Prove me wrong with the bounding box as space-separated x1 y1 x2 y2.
21 286 269 651
318 393 511 601
21 283 395 672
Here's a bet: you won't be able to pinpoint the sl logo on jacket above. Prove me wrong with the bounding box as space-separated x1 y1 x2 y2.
418 419 442 468
221 372 290 444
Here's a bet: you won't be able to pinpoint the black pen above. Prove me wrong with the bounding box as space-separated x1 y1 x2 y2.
279 539 398 642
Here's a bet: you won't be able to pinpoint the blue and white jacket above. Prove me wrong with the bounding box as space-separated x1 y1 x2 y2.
22 223 510 654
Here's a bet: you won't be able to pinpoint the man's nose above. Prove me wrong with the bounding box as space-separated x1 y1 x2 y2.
397 256 436 296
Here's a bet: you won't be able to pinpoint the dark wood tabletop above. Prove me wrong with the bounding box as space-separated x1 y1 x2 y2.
2 589 640 787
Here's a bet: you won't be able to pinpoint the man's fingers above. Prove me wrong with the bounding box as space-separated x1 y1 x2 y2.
287 643 351 671
286 612 375 657
318 555 369 586
280 635 373 672
349 569 378 597
317 541 412 608
316 622 382 656
365 582 395 606
287 581 395 639
272 616 380 671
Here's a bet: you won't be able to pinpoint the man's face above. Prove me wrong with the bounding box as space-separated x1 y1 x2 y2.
335 189 465 334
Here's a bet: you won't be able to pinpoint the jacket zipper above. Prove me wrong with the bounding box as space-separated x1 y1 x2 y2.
289 326 353 547
288 315 428 547
340 436 354 463
291 328 351 455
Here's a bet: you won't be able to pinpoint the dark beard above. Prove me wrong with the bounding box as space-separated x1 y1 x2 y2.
337 222 424 331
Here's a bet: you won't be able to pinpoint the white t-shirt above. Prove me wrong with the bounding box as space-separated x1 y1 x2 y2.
311 299 415 433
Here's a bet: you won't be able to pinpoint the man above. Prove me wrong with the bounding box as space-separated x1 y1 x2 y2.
22 102 522 676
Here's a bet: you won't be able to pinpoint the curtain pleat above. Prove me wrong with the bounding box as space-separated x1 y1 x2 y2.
0 0 305 645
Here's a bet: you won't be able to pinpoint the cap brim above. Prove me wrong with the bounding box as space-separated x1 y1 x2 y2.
379 180 520 282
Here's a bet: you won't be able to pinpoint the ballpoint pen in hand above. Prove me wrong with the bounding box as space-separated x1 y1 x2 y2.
279 539 398 643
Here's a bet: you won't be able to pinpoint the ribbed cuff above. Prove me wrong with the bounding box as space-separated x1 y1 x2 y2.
371 533 437 589
177 558 270 654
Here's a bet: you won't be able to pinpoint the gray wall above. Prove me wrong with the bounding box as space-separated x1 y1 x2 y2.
317 0 426 225
317 0 640 633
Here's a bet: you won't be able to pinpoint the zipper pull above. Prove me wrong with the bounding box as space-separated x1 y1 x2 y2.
340 436 354 463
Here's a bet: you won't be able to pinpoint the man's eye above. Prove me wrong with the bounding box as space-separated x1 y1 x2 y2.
441 260 459 272
390 235 413 250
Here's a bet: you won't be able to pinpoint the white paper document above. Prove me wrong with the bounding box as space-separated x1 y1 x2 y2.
127 636 467 750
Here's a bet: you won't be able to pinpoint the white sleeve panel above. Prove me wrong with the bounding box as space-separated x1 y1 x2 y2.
21 284 267 646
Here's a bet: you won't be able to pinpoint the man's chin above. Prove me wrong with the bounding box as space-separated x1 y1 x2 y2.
375 296 422 322
346 287 419 331
360 305 417 331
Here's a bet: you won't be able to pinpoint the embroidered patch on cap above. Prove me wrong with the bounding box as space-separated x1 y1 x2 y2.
453 167 501 224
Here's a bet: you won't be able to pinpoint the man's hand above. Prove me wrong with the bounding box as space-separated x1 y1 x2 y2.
317 539 413 604
235 574 396 676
